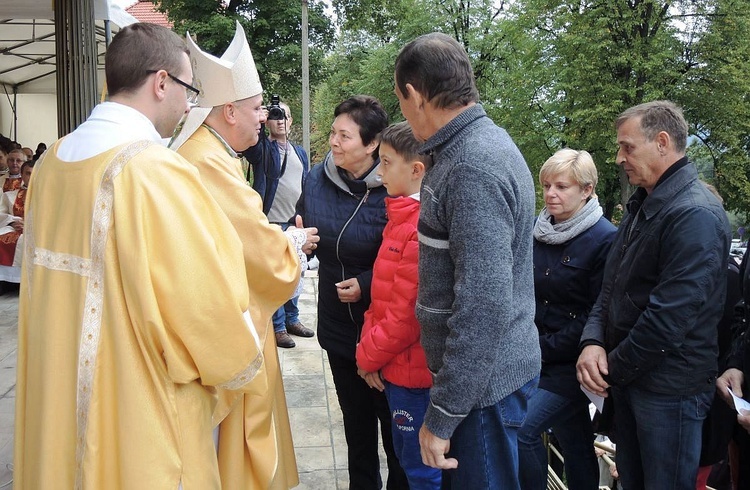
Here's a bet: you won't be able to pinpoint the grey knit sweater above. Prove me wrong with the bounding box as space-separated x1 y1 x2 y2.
416 104 541 439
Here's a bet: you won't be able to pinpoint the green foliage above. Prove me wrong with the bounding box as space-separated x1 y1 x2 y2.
309 31 413 162
155 0 335 112
156 0 750 216
677 0 750 218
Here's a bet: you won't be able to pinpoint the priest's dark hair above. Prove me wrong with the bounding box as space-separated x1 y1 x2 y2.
105 23 189 97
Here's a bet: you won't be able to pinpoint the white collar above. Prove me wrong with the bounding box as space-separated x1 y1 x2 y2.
57 101 164 162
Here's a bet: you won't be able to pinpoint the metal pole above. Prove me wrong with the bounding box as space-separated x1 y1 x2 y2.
301 0 310 159
55 0 97 136
104 19 111 47
12 88 18 143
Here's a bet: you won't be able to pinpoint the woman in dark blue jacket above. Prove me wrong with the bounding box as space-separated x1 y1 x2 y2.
296 96 407 490
518 149 617 490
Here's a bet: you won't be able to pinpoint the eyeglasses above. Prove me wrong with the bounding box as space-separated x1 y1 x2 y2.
146 70 201 105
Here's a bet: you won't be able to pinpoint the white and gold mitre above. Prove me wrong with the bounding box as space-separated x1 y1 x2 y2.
187 20 263 108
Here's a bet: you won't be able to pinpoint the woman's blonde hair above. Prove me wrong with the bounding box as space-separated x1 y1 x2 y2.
539 148 598 193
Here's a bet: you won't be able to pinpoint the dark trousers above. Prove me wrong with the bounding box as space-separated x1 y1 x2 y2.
736 424 750 489
441 378 536 490
518 387 598 490
611 385 712 489
327 352 408 490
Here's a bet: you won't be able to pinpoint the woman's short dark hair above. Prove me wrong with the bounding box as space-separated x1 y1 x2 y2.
105 23 189 97
333 96 389 151
395 32 479 110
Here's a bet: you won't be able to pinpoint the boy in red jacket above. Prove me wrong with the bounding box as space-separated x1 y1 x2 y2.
356 121 440 489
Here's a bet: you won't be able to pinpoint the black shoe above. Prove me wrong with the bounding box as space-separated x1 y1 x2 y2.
286 322 314 338
275 331 296 348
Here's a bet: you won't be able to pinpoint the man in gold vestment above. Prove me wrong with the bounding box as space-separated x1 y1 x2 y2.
14 24 268 490
172 22 318 489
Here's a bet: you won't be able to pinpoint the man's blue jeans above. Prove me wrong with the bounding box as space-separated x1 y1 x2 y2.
271 220 300 334
441 378 536 489
272 297 299 333
384 382 441 490
517 387 598 490
611 385 713 490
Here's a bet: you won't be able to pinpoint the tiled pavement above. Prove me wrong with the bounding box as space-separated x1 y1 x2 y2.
0 287 17 489
0 274 393 489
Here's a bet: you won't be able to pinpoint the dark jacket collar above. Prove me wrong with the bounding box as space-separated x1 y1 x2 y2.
653 156 689 190
627 158 697 220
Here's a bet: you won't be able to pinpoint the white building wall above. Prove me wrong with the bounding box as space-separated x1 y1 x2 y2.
0 94 59 148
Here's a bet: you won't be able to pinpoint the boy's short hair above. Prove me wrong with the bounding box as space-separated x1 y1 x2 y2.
379 122 431 168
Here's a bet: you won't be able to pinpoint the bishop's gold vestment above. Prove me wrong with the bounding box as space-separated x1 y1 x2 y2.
178 126 301 490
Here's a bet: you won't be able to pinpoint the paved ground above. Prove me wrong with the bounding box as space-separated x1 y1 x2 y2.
0 274 390 489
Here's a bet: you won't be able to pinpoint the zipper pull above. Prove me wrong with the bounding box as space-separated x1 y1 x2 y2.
362 189 370 203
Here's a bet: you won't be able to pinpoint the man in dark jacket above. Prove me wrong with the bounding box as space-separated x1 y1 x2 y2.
244 99 313 348
716 248 750 487
577 100 731 489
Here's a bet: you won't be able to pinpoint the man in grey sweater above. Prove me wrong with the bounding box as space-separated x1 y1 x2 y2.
394 32 541 488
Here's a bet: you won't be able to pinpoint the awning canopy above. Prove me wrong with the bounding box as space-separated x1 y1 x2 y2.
0 0 137 94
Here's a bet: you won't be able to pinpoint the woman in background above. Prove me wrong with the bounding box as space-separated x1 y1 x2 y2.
518 149 617 489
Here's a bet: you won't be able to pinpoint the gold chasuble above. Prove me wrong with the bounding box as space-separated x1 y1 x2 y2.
178 125 301 490
15 140 267 490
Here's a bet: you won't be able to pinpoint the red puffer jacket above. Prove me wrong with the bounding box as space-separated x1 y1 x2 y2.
355 196 432 388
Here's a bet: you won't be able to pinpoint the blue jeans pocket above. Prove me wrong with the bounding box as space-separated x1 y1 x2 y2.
499 378 535 428
694 390 713 419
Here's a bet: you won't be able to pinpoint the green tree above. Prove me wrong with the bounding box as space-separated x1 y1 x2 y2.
678 0 750 218
312 0 513 161
155 0 335 114
492 0 750 217
499 0 694 216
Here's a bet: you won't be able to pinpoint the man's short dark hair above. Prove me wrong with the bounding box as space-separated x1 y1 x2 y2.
616 100 689 153
105 23 188 97
21 160 35 173
395 32 479 110
334 95 389 150
379 122 431 168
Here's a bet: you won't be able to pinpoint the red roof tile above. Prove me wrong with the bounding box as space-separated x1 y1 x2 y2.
125 1 173 28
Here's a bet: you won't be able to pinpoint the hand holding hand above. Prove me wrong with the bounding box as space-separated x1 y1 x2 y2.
335 278 361 303
295 215 319 254
576 345 610 397
419 425 458 469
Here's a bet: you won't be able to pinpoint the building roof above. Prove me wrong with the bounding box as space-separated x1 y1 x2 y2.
125 1 172 28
